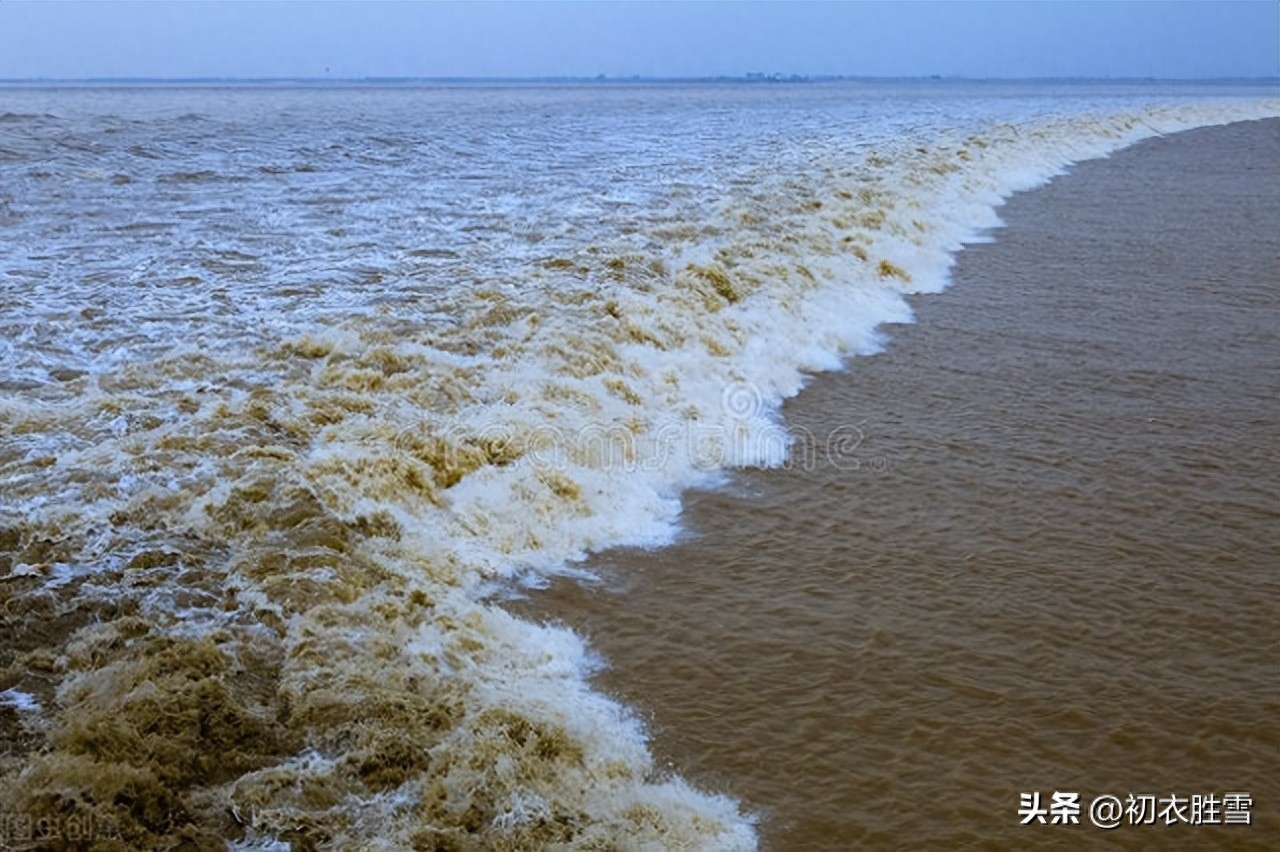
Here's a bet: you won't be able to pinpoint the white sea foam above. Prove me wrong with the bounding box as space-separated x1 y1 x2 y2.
0 83 1275 847
0 688 41 713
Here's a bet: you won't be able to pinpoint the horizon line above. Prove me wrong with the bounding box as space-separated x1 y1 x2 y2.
3 73 1279 86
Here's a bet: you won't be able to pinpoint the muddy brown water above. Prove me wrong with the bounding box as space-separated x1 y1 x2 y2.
510 119 1280 850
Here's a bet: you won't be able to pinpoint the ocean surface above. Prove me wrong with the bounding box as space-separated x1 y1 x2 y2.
0 81 1275 849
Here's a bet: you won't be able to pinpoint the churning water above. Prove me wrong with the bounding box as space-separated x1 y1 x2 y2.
0 82 1275 848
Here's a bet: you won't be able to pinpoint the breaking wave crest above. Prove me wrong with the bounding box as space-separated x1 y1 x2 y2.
0 89 1275 849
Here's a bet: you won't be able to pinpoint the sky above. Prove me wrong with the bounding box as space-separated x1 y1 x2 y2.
1 1 1277 81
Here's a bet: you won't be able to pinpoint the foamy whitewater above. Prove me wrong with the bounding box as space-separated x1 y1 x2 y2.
0 82 1275 848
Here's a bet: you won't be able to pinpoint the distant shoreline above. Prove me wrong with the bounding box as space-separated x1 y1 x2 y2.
2 75 1278 89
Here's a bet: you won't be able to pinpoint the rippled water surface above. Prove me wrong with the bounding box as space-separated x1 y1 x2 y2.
0 82 1275 848
514 118 1280 849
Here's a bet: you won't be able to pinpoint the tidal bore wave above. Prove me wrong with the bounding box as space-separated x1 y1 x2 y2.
0 87 1275 848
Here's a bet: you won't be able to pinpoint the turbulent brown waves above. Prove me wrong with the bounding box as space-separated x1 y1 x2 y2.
0 87 1275 850
516 118 1280 850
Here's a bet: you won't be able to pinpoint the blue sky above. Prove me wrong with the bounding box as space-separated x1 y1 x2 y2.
1 1 1277 80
